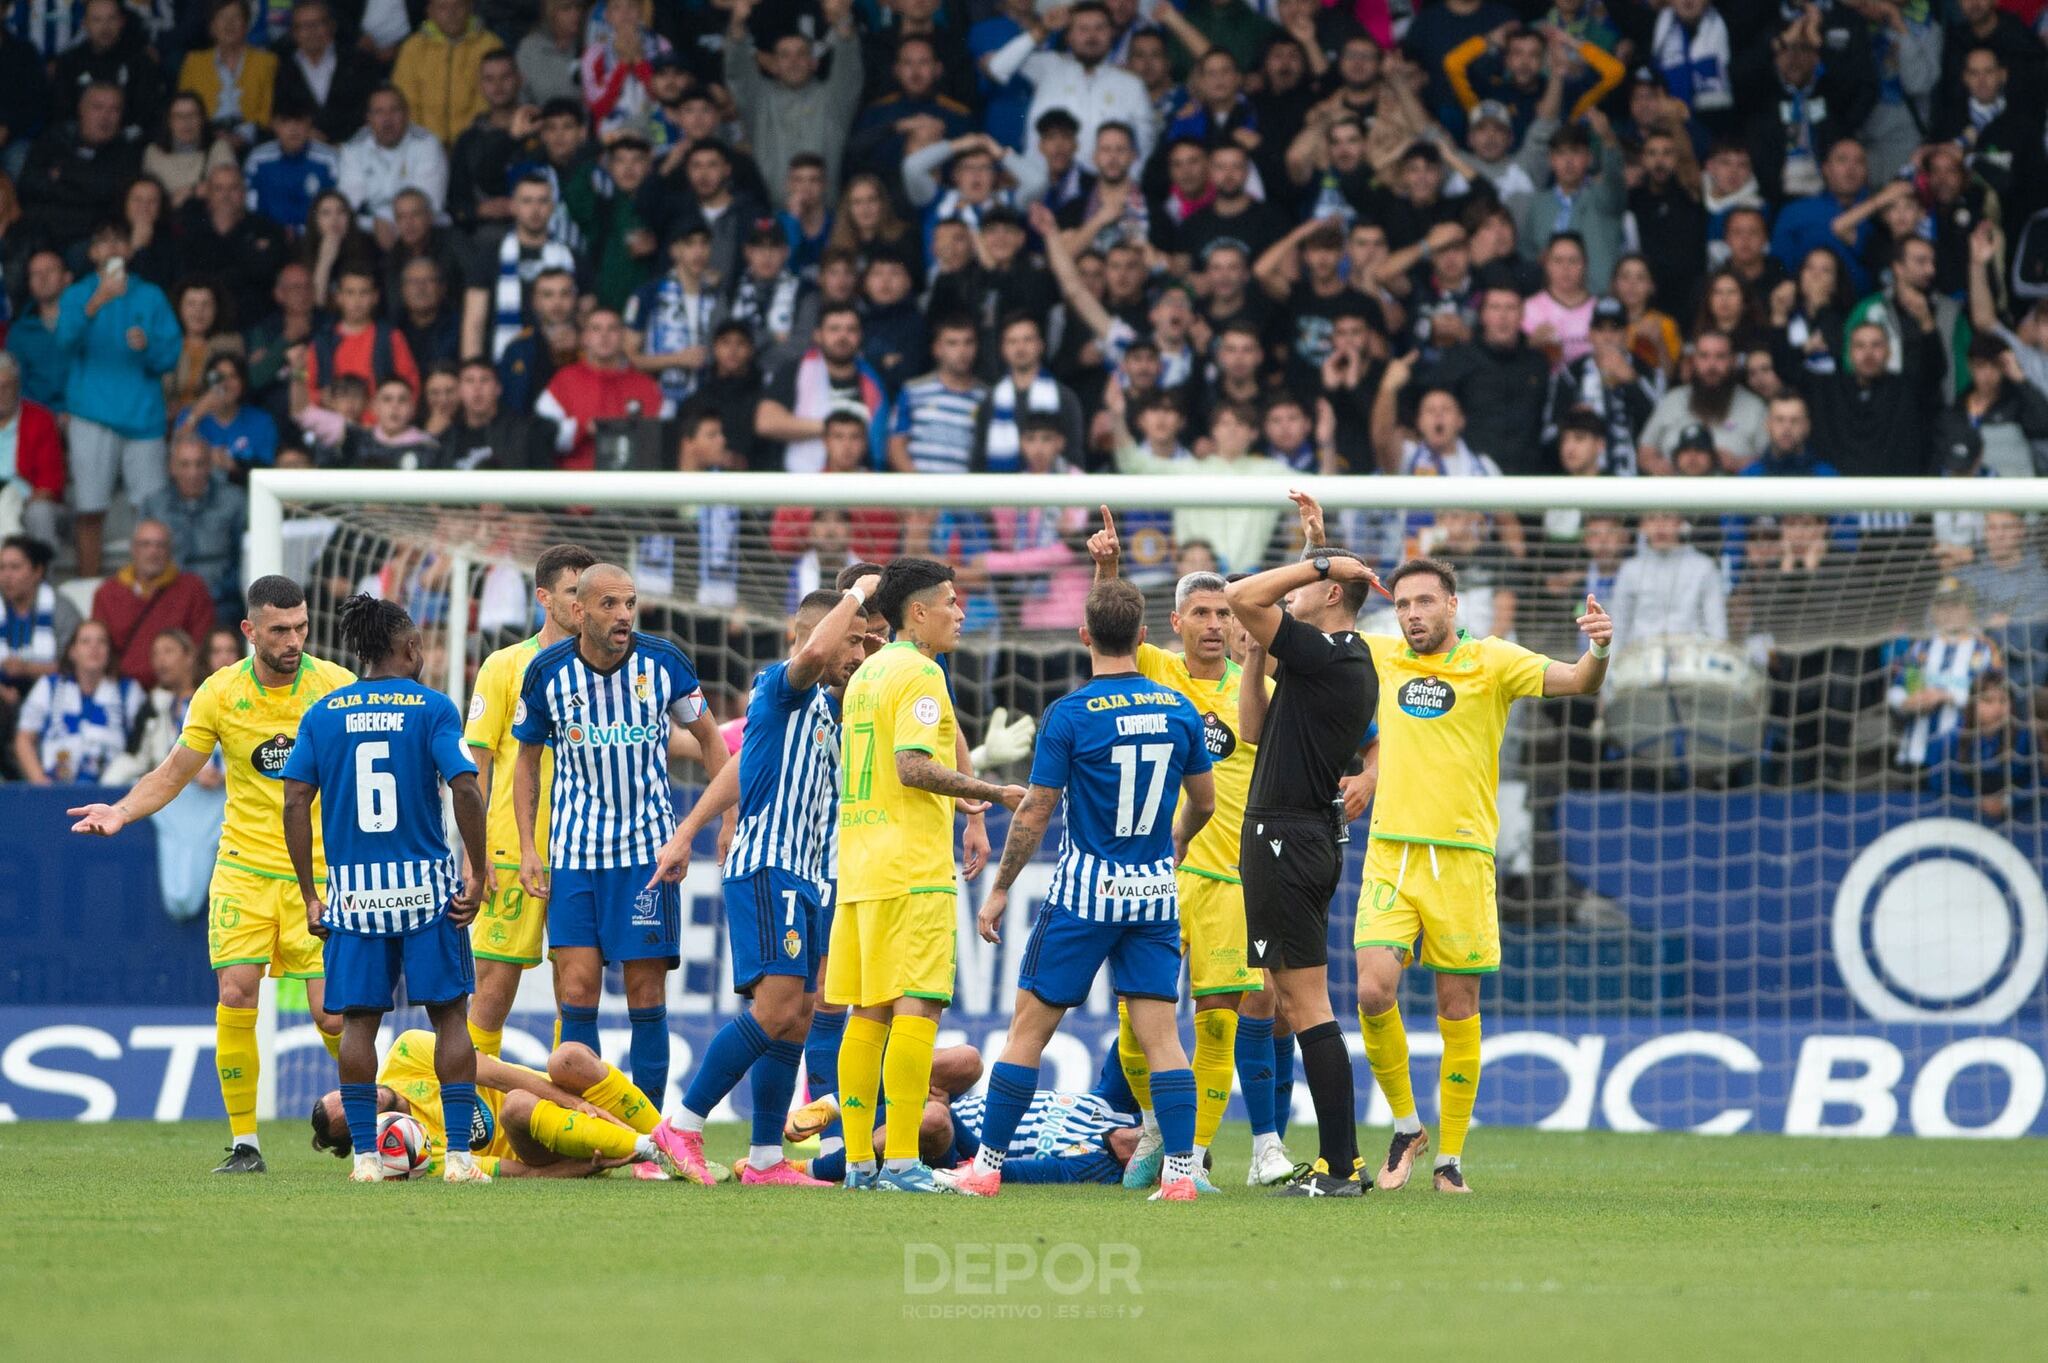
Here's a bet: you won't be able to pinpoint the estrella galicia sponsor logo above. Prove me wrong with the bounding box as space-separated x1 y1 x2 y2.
251 733 294 778
1200 710 1236 761
1397 676 1456 719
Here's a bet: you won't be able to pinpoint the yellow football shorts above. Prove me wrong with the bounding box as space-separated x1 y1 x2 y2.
471 864 547 967
1178 871 1261 996
823 892 957 1007
207 862 324 977
1353 838 1501 973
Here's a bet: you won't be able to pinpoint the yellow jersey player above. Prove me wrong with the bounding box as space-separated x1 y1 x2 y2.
1351 548 1610 1194
1087 507 1300 1189
69 575 354 1173
826 557 1025 1191
308 1031 688 1179
461 543 595 1057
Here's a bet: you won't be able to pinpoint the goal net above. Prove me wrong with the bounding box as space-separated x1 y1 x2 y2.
249 470 2048 1139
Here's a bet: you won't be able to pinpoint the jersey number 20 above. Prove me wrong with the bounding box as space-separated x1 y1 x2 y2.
355 741 398 833
1110 742 1173 837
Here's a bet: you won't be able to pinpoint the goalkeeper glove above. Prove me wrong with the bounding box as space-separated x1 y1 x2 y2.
969 707 1037 769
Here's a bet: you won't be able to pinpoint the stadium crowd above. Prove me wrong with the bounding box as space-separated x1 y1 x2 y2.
4 0 2048 816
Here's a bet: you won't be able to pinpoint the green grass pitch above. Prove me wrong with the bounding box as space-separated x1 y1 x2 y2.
3 1121 2042 1361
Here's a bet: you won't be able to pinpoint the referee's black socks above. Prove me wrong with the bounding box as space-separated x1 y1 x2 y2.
1295 1021 1360 1174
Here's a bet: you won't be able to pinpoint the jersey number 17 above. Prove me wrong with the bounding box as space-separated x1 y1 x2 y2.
1110 742 1172 837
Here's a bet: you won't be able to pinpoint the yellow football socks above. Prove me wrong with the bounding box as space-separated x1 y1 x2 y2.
1361 1004 1418 1121
881 1014 938 1162
838 1015 889 1166
1437 1014 1482 1158
1192 1008 1238 1148
215 1004 260 1141
468 1022 503 1058
320 1027 342 1061
1116 1002 1152 1108
528 1098 640 1161
583 1063 659 1134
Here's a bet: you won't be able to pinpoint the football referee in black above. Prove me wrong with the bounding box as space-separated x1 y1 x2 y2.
1227 542 1380 1197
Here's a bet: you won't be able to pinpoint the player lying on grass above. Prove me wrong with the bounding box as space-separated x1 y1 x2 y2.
282 595 493 1183
310 1033 686 1180
806 1042 1155 1185
645 579 881 1188
937 579 1218 1200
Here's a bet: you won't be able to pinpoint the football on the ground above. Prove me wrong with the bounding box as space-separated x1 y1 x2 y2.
375 1112 431 1179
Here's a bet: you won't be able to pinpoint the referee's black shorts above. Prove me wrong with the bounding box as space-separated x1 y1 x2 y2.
1240 809 1343 970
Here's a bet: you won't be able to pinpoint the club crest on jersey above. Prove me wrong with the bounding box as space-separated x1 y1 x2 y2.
1200 710 1237 761
1397 676 1457 719
634 672 653 703
783 929 802 959
251 734 294 779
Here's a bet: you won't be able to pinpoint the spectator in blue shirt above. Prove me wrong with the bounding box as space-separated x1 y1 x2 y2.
176 354 277 472
243 101 338 231
6 250 71 411
55 222 183 577
1769 138 1876 297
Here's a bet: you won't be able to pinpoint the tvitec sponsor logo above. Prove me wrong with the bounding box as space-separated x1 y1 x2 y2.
561 721 661 747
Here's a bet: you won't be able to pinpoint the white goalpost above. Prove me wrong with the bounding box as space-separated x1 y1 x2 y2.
244 469 2048 1137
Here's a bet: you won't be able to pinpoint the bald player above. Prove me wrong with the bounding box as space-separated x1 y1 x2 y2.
512 563 730 1172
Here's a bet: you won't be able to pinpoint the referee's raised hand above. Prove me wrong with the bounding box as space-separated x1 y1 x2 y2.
1088 505 1120 579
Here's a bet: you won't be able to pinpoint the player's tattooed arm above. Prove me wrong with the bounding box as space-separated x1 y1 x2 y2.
896 750 1026 809
979 784 1058 942
993 784 1058 892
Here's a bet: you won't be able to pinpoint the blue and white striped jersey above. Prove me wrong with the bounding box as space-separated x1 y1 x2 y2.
950 1089 1138 1159
1031 674 1210 923
280 678 477 937
890 373 987 474
512 634 707 870
724 661 840 888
